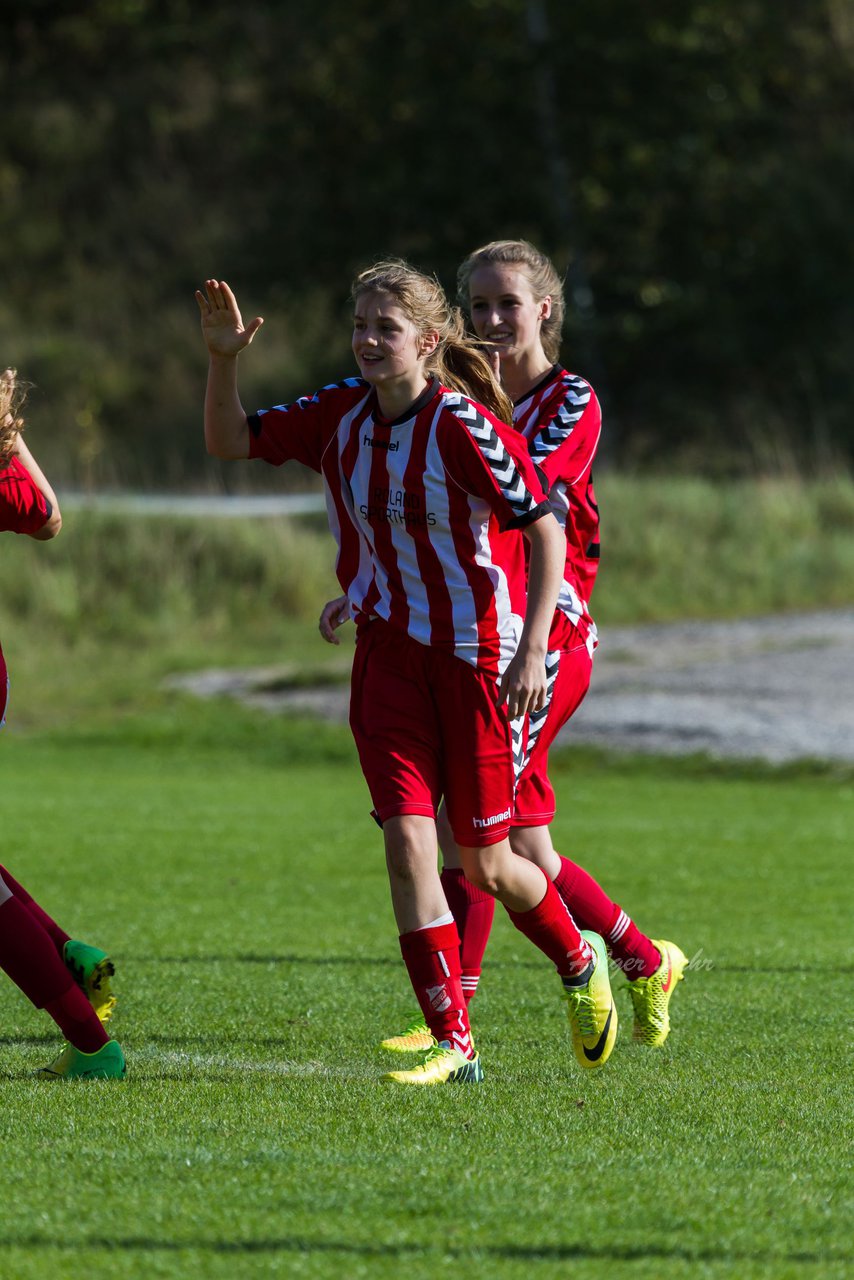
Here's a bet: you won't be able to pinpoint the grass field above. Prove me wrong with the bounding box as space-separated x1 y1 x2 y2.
0 704 851 1280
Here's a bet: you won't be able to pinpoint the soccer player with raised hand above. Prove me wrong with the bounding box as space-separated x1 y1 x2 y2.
0 369 125 1080
197 262 617 1083
328 241 688 1057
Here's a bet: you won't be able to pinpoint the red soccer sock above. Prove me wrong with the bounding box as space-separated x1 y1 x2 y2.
605 910 661 980
440 867 495 1005
0 863 70 956
505 874 591 978
553 856 659 979
399 921 474 1057
0 896 108 1052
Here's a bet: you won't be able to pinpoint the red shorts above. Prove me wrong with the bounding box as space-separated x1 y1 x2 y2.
512 629 593 827
349 620 515 848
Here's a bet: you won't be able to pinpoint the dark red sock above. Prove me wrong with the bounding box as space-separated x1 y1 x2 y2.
505 874 591 978
399 922 473 1057
0 864 70 955
44 988 109 1054
0 896 108 1051
553 856 659 978
440 867 495 1005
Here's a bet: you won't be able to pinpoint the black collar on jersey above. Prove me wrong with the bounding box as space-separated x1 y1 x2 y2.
514 364 562 407
372 374 441 427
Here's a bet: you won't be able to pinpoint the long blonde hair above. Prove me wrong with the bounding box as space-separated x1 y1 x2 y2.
351 259 514 424
0 368 25 465
457 239 566 363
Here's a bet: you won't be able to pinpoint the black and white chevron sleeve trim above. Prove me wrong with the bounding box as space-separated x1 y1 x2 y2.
528 375 592 463
445 394 542 524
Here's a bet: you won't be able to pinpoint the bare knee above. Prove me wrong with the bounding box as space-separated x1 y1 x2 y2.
384 815 438 884
459 844 512 897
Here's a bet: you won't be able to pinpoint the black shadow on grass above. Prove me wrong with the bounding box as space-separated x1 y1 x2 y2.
0 1237 848 1266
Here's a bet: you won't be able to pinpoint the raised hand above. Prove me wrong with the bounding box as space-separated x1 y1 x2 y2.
195 279 264 358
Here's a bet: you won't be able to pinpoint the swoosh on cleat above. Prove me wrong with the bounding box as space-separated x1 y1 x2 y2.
661 954 674 993
582 1005 614 1062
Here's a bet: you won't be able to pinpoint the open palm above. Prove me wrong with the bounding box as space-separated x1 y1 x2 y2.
196 279 263 357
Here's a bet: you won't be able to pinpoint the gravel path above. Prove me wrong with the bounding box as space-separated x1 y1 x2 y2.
562 609 854 763
169 609 854 764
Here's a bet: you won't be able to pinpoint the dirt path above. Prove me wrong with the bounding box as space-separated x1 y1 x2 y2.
169 609 854 764
562 609 854 763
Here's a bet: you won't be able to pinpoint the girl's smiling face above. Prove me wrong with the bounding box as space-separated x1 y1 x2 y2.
467 263 551 366
352 292 427 387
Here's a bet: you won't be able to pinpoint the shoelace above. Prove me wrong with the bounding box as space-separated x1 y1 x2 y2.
565 989 597 1037
400 1012 429 1036
421 1043 456 1065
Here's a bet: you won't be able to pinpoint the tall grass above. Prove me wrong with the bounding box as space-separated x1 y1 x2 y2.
597 474 854 622
2 475 853 724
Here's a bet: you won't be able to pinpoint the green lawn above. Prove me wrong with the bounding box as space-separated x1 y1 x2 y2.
0 707 851 1280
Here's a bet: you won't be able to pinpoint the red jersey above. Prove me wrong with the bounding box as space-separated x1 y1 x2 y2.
513 366 601 646
248 376 550 676
0 456 50 535
0 455 51 682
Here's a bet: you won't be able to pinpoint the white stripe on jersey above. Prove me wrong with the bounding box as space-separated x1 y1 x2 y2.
419 403 479 651
465 489 522 673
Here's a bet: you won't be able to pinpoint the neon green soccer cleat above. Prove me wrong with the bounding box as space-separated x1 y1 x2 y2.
562 930 618 1069
383 1041 483 1086
380 1011 435 1054
63 939 117 1025
628 939 688 1047
37 1039 126 1080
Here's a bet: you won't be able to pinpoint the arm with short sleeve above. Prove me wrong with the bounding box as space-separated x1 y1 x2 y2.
529 377 602 490
441 403 563 715
247 383 355 474
0 455 56 539
441 402 551 532
10 436 62 539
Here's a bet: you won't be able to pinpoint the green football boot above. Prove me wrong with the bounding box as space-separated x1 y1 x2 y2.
37 1039 126 1080
63 939 117 1025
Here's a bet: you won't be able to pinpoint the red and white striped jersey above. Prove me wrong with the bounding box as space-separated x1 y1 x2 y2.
513 366 601 646
248 377 550 675
0 457 50 534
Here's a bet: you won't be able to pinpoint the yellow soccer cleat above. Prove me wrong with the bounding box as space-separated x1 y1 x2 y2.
37 1039 126 1080
628 939 688 1047
562 930 618 1069
383 1041 483 1086
380 1011 435 1054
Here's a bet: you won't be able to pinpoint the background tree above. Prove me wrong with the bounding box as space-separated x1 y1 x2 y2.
1 0 851 485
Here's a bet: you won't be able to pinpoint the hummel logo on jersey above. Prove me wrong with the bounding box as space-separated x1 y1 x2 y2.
426 984 452 1013
472 806 512 830
363 433 399 451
